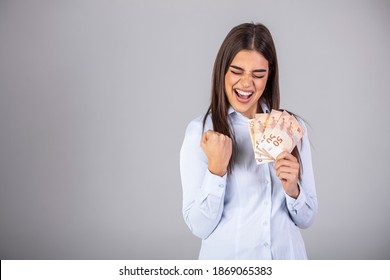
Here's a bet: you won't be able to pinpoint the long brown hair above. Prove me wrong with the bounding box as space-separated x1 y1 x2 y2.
203 22 300 173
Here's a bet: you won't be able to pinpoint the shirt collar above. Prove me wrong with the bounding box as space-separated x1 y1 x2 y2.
228 106 236 115
228 106 250 124
260 100 270 114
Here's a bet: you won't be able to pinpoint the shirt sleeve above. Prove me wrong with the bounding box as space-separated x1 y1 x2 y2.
180 119 227 239
284 121 318 229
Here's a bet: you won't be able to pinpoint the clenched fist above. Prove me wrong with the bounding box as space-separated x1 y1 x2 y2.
201 130 232 177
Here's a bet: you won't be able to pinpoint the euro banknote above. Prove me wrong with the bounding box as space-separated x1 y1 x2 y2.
248 110 304 164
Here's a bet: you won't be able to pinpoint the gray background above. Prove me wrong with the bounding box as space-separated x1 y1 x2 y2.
0 0 389 260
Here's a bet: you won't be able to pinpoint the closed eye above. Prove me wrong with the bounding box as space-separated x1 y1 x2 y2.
230 65 267 79
253 74 265 79
230 70 243 75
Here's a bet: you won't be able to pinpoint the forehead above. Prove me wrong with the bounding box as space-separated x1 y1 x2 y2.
231 50 269 68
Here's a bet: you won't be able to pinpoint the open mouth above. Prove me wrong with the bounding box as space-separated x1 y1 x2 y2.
234 89 254 101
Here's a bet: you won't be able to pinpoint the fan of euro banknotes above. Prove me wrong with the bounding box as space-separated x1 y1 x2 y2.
248 109 304 164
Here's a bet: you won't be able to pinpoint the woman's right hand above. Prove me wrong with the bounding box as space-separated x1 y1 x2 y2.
201 130 232 177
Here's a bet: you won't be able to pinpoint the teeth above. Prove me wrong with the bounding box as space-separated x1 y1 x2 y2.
236 89 253 96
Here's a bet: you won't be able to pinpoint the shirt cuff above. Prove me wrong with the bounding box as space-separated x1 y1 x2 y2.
285 185 307 214
201 169 227 198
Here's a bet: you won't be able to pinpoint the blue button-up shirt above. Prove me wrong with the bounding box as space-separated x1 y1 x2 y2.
180 104 318 259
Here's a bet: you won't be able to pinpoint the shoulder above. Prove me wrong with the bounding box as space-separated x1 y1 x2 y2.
181 115 208 161
293 115 311 139
184 114 213 136
295 115 307 131
295 115 312 152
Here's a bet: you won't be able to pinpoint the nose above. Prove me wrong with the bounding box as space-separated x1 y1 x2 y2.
240 73 253 88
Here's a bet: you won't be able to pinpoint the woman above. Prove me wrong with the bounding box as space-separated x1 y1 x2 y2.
180 23 317 259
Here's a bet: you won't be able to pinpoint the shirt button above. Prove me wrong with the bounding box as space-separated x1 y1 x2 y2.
263 242 269 247
263 221 268 226
218 184 224 188
264 201 268 206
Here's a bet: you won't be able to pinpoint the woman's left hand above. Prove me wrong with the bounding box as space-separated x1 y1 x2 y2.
274 151 300 198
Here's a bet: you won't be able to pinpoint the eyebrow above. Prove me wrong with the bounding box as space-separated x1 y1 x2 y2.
230 65 267 72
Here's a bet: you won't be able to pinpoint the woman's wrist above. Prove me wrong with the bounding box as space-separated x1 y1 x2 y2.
208 162 227 177
287 185 300 199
